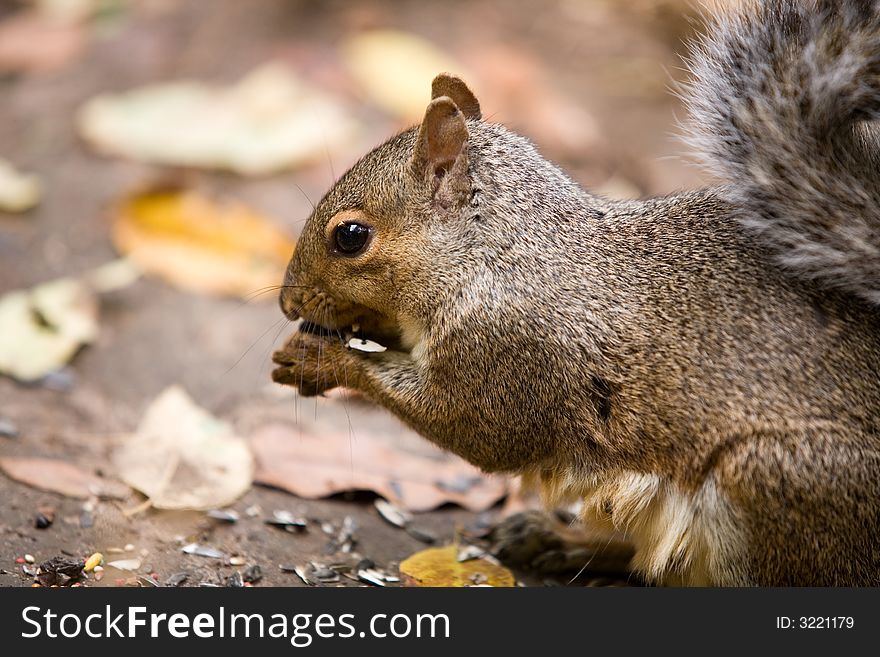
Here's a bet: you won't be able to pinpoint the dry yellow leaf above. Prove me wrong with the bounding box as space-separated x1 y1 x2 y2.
399 545 515 587
342 30 466 123
113 188 294 298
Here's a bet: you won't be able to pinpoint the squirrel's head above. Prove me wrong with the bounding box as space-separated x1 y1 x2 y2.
279 73 482 351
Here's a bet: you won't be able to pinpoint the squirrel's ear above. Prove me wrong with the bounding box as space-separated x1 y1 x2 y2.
411 96 470 203
431 73 481 120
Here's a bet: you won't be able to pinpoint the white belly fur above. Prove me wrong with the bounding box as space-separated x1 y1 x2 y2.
531 468 748 586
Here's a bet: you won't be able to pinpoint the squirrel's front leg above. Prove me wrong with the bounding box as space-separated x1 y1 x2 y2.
271 332 422 408
272 331 347 396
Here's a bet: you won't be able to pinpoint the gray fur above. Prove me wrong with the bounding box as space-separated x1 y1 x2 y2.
272 6 880 585
683 0 880 304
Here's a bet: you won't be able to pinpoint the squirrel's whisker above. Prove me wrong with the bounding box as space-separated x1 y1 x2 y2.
223 315 287 378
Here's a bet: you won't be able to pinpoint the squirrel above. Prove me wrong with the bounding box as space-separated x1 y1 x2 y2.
272 0 880 586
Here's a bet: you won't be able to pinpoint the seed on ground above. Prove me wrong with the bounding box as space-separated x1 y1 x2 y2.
84 552 103 572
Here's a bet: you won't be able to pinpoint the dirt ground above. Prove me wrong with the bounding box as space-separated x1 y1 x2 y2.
0 0 705 587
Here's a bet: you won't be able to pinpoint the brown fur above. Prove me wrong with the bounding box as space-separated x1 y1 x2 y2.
272 4 880 585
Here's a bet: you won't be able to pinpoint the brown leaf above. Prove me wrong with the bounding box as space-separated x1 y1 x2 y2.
0 457 129 499
251 422 508 513
0 12 86 75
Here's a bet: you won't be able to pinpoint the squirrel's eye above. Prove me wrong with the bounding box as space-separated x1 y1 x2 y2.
334 222 370 254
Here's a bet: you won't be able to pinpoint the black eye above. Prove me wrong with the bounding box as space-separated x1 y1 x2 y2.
334 222 370 254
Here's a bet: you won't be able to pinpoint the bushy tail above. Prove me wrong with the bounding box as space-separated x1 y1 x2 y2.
684 0 880 305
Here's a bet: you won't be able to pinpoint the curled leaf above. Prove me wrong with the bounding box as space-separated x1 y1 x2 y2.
0 277 98 382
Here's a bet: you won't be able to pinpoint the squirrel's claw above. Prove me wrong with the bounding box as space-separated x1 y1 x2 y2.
271 332 348 397
490 510 634 577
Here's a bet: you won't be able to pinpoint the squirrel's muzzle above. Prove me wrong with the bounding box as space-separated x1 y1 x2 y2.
279 287 301 322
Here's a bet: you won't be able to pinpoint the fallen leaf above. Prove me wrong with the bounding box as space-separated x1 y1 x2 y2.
399 545 515 587
111 188 294 298
77 63 358 175
0 277 98 382
0 457 129 499
113 386 254 510
84 258 142 294
250 422 508 512
0 11 86 75
0 158 41 212
37 0 108 23
466 44 603 159
342 30 465 122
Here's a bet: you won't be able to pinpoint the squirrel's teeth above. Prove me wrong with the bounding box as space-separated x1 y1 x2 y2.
352 323 360 333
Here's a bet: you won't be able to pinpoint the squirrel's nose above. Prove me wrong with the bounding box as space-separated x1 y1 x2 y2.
279 288 300 321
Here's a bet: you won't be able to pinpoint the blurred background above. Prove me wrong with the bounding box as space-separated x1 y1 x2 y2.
0 0 710 587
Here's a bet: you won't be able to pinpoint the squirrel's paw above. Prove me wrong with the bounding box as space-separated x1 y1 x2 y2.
490 510 635 576
271 331 351 396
